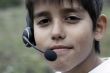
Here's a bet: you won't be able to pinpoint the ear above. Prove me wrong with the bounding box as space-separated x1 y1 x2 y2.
94 14 107 41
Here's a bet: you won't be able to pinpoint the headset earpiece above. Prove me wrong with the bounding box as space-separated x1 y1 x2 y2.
22 14 36 47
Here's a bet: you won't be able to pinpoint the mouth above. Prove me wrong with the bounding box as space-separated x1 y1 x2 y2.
49 45 73 55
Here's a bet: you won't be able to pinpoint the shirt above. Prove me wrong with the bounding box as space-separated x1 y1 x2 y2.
89 58 110 73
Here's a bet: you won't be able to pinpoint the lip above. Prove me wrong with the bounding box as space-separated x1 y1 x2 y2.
50 45 73 50
49 45 73 55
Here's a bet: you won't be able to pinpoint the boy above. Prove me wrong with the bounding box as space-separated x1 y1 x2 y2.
23 0 108 73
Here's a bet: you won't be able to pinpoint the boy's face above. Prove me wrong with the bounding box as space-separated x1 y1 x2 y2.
33 0 95 72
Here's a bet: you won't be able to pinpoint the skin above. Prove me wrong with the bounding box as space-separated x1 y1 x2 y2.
33 0 107 73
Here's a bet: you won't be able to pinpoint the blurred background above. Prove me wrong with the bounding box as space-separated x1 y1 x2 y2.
0 0 110 73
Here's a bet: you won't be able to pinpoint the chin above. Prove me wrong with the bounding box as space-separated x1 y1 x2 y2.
50 63 77 73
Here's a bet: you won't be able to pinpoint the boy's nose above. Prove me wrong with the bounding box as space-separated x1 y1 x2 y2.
51 22 66 41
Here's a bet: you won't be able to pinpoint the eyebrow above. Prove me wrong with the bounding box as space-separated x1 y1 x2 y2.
34 12 50 18
34 8 84 18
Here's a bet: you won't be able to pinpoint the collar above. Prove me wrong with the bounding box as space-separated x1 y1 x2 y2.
89 58 110 73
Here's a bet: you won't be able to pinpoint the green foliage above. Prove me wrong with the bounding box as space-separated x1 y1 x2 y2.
0 0 22 8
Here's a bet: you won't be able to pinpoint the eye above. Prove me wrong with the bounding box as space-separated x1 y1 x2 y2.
37 17 51 27
64 15 81 24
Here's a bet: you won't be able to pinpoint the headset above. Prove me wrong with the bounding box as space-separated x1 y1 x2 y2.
22 14 57 61
22 14 36 47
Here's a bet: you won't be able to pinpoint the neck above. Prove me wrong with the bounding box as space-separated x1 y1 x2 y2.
64 50 102 73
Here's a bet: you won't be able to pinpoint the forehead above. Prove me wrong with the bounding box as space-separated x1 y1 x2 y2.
33 0 83 10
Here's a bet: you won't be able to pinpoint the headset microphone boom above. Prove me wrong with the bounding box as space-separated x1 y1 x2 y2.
23 36 57 61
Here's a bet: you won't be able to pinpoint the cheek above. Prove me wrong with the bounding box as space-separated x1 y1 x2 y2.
70 23 94 61
34 26 49 49
69 18 94 53
67 20 94 61
77 30 93 50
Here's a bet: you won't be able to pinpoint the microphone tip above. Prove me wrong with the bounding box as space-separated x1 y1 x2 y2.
44 49 57 61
